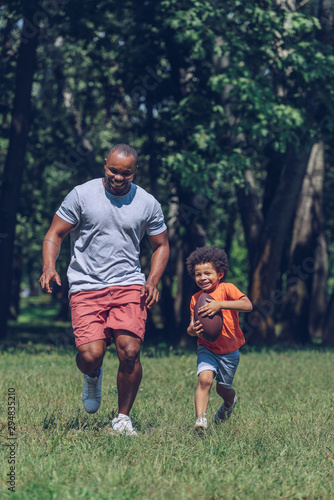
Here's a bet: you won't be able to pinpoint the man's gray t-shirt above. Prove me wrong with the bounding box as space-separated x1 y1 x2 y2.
56 179 167 295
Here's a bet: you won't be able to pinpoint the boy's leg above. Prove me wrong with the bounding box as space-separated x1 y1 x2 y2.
196 346 218 428
195 370 214 418
215 385 237 422
216 384 235 408
214 349 239 423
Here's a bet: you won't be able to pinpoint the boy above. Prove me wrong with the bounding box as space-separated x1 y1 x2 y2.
186 246 252 430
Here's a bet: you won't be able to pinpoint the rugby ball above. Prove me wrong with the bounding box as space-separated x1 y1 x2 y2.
193 292 223 342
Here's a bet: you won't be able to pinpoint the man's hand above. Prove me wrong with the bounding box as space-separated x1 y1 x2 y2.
140 280 159 309
39 268 61 294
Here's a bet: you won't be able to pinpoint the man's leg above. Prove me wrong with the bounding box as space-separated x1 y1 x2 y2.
77 340 106 413
76 339 107 376
114 331 142 416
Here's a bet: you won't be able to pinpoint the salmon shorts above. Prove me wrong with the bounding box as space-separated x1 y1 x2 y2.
69 285 147 348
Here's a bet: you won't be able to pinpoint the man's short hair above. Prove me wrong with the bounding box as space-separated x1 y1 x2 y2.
186 246 229 278
108 144 138 164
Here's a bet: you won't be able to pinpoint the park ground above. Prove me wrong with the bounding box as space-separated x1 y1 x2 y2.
0 298 333 499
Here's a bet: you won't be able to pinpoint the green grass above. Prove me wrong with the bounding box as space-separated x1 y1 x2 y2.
1 343 333 499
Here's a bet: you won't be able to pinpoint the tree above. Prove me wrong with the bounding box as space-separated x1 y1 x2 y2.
3 0 334 347
0 4 39 339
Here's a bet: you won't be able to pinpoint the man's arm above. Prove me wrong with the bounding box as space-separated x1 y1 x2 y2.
39 214 75 293
140 229 170 309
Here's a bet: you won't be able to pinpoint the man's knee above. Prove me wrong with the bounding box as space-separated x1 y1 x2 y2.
77 341 106 364
120 345 140 371
116 334 141 372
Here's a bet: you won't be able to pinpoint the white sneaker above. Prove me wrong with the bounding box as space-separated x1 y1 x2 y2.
82 367 102 413
215 395 237 423
195 415 207 430
110 414 138 436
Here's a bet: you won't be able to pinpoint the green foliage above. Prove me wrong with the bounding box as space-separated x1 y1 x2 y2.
2 0 334 340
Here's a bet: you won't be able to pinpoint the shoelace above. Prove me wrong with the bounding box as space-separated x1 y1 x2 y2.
86 377 98 397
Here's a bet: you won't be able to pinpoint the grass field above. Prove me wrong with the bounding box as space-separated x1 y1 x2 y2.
1 341 333 500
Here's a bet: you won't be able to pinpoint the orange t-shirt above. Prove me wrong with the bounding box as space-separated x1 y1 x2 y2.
190 282 246 355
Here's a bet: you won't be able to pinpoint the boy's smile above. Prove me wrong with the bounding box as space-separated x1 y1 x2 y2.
194 262 224 292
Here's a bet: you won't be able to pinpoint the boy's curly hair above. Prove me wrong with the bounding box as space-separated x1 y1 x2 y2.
186 246 229 278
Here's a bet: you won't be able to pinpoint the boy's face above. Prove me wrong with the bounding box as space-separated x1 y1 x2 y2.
194 262 224 292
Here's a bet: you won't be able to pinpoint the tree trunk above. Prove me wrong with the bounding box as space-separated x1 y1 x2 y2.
161 186 207 345
280 142 327 343
160 191 177 341
0 12 39 340
323 291 334 347
236 169 263 270
53 48 100 178
10 250 24 320
316 0 334 348
242 146 312 344
62 82 101 178
177 189 206 346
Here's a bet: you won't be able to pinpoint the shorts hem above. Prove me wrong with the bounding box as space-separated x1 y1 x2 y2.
197 365 217 377
75 337 112 349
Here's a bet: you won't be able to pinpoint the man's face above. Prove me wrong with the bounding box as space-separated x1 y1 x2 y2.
103 151 137 195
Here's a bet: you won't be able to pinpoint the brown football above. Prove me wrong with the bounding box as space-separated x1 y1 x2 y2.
193 292 223 342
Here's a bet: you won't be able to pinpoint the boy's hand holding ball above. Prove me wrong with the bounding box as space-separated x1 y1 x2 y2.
193 293 223 342
187 317 204 338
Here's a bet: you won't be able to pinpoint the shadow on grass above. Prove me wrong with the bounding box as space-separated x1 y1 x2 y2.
2 325 333 359
43 409 102 431
4 323 75 353
1 327 197 357
2 295 333 356
41 407 124 433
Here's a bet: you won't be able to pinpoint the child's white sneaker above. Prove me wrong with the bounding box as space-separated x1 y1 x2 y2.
110 414 138 436
82 367 102 413
215 395 237 423
195 415 207 430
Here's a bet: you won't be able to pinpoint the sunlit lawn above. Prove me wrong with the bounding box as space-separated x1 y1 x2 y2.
1 334 333 499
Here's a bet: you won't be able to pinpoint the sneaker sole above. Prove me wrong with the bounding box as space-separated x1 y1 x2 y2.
194 423 207 431
83 405 100 414
108 428 138 437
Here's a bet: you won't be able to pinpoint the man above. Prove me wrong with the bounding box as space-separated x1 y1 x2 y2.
39 144 169 436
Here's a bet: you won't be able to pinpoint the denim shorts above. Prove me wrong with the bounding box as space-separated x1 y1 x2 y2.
197 345 240 389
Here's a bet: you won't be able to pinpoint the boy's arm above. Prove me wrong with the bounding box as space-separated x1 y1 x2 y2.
200 296 253 317
220 296 253 312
